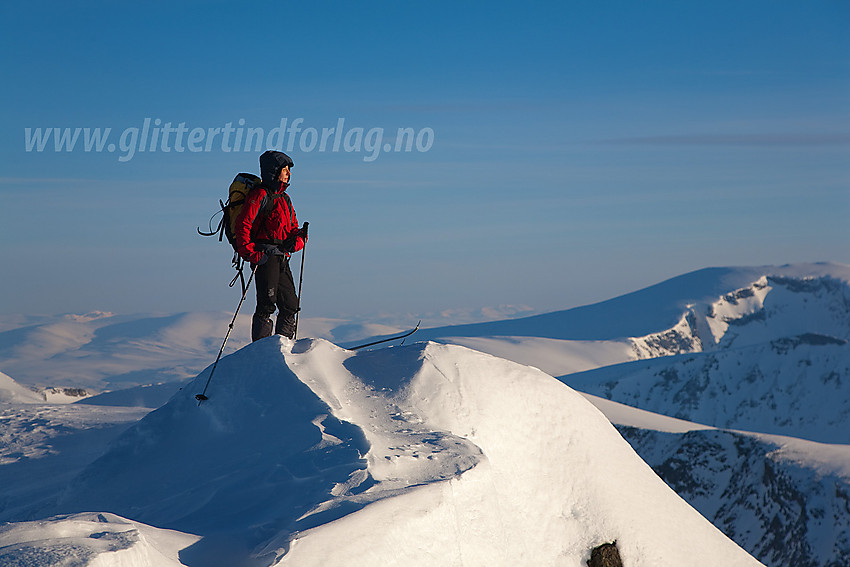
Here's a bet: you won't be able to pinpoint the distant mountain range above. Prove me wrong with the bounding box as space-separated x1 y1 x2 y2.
0 311 410 392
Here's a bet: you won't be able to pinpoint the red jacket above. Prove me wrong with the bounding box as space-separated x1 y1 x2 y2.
234 181 305 264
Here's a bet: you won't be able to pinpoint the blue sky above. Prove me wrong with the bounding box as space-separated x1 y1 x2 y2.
1 1 848 323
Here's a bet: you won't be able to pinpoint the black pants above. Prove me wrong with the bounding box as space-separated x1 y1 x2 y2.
253 255 299 339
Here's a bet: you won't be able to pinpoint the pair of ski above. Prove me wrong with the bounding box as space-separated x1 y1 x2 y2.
348 320 421 350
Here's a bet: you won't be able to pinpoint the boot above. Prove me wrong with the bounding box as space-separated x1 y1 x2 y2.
275 312 297 339
252 313 273 342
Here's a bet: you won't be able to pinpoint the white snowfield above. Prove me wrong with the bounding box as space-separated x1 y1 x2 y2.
8 261 847 566
276 340 761 567
6 337 759 567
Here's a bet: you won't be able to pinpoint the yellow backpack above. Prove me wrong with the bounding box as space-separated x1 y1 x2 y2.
201 173 261 246
197 172 262 291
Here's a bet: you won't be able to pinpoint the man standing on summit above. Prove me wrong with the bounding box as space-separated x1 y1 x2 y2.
234 150 308 341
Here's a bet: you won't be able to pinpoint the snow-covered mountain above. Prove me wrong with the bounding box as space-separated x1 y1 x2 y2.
383 263 850 377
619 426 850 567
367 263 850 446
584 393 850 567
1 261 848 566
0 311 238 391
1 338 761 566
394 263 850 343
569 334 850 443
355 261 850 567
398 264 850 444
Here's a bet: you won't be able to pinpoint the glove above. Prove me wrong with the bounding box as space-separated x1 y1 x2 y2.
299 222 309 239
279 234 298 253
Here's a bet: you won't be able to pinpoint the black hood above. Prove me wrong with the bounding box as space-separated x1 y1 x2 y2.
259 150 294 187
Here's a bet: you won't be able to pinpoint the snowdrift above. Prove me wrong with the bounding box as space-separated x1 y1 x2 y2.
0 512 198 566
0 402 150 524
42 337 759 566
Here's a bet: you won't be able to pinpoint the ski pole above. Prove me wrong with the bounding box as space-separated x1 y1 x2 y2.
196 263 257 404
293 222 308 340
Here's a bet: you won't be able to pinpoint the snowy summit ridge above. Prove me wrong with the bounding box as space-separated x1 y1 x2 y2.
35 337 758 566
10 262 844 566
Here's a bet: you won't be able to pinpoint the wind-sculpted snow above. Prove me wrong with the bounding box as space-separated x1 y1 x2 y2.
36 339 485 566
2 337 762 566
0 403 149 522
52 338 377 566
273 340 760 567
0 512 199 566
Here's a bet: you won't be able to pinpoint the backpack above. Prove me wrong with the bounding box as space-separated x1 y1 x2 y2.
197 172 262 293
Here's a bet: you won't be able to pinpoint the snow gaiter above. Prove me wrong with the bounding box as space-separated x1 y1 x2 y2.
275 313 296 339
251 313 273 341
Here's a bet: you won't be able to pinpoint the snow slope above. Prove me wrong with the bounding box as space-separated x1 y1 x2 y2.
567 336 850 443
555 266 850 444
582 393 850 567
0 401 150 523
0 370 42 403
11 337 760 567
